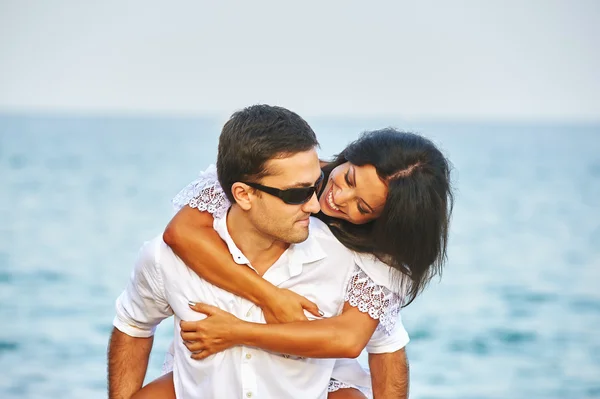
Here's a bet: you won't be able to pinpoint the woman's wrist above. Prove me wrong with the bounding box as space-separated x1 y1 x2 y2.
228 266 279 307
253 284 280 309
231 320 255 346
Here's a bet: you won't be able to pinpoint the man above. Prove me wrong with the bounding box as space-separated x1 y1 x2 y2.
108 105 409 398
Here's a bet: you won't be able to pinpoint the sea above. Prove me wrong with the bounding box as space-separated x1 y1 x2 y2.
1 114 599 398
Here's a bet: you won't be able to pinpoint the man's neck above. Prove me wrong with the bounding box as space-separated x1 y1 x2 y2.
226 206 289 276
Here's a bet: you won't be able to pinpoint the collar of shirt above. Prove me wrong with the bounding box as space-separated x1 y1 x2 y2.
212 210 326 277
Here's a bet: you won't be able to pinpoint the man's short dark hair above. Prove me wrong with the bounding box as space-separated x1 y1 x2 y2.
216 104 319 203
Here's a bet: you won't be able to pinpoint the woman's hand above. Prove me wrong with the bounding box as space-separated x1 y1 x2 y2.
260 288 323 324
181 302 243 360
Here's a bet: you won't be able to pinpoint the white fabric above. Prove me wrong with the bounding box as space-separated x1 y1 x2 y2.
327 311 411 394
172 165 230 219
160 314 409 396
328 379 355 392
171 166 403 334
345 268 401 336
352 252 409 296
328 358 372 397
328 378 372 398
114 213 409 399
172 165 405 308
160 345 375 397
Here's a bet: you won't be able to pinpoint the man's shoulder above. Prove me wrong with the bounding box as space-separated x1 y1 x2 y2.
138 235 180 266
308 216 353 255
308 216 335 239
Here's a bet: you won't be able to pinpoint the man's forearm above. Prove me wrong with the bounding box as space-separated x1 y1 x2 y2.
108 328 154 399
369 348 409 399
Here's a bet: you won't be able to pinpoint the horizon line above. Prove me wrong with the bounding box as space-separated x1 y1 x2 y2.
1 108 599 128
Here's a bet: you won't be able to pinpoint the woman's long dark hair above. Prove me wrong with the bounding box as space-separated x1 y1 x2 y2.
316 128 454 306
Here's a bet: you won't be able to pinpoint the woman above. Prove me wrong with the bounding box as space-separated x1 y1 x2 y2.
134 128 453 398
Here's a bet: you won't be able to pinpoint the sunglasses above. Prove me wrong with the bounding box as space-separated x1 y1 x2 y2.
242 171 325 205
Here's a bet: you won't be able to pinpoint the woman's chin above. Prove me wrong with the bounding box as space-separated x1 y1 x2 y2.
320 207 334 217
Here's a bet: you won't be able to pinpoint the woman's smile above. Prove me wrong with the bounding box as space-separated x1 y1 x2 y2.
325 184 341 212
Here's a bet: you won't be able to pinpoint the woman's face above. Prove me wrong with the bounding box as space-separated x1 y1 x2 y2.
318 162 388 224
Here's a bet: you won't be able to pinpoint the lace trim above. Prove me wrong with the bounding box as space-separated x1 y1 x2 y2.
345 267 401 336
328 379 356 392
171 164 231 219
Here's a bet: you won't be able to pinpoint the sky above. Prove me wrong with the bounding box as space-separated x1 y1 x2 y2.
1 0 599 121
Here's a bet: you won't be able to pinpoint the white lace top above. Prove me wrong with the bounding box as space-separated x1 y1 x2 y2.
172 165 402 335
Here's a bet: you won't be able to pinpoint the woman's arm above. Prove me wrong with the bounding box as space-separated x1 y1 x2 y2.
163 206 321 323
164 206 274 305
131 372 176 399
181 301 379 359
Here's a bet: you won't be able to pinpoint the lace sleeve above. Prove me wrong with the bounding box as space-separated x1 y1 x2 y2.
171 164 231 219
345 267 402 336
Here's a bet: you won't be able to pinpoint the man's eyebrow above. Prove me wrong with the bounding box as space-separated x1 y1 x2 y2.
352 167 375 212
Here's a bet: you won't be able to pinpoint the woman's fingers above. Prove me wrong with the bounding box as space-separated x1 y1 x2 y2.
183 341 205 353
301 298 324 318
180 320 199 332
180 318 211 333
191 349 214 360
188 302 222 316
181 330 201 341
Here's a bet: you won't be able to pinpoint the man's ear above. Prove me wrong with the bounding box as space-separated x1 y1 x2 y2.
231 182 253 210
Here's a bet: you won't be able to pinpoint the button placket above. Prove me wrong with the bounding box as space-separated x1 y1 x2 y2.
240 355 257 399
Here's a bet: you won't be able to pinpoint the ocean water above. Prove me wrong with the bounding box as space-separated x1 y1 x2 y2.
0 114 599 399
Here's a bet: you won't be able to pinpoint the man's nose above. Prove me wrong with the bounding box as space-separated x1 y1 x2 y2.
302 192 321 214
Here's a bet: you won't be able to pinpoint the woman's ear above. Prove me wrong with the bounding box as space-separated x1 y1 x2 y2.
230 182 253 210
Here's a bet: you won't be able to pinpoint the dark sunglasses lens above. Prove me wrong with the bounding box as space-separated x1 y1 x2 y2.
281 188 315 205
316 174 324 192
279 172 324 205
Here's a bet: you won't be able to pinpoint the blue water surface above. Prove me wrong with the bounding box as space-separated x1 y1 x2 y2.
1 114 599 398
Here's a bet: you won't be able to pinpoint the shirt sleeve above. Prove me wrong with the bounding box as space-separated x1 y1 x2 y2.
171 164 231 219
365 311 410 354
113 238 173 338
344 266 402 335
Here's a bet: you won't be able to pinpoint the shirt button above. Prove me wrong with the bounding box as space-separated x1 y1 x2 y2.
246 392 253 398
245 353 252 360
246 309 252 317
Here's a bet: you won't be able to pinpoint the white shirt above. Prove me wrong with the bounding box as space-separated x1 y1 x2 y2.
114 215 408 398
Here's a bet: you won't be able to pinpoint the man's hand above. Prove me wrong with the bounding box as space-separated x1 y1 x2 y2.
260 288 323 324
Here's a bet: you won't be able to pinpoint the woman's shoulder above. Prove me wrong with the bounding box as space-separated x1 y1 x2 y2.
352 252 407 296
171 164 230 218
310 218 407 296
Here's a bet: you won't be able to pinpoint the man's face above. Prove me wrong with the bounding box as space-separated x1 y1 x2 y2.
248 148 322 244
